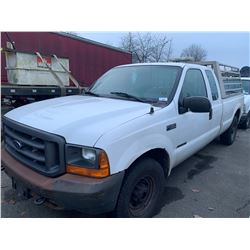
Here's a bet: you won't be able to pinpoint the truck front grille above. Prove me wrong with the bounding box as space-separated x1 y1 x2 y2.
3 117 65 177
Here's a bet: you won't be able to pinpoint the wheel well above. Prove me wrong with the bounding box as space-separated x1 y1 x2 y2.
127 148 170 179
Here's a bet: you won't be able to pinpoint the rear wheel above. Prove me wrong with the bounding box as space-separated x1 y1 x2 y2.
220 116 238 145
115 158 165 218
242 113 250 129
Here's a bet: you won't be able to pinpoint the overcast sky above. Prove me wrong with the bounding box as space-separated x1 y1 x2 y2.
79 32 249 68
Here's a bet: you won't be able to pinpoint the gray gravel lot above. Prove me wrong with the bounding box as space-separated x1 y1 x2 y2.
1 128 250 218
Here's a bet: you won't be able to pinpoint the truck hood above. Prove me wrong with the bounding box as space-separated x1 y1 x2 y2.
5 95 156 146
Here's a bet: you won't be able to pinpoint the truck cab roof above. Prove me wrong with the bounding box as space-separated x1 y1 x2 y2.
116 62 209 70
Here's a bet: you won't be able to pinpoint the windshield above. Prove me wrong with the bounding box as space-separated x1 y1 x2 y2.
242 80 250 94
89 65 181 104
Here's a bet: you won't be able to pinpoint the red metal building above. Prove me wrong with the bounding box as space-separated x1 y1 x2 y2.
1 32 132 86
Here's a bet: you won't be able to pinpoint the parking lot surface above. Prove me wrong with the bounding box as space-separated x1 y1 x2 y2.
1 129 250 218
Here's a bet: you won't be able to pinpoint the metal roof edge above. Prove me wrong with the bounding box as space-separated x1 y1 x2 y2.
53 32 132 55
115 62 186 67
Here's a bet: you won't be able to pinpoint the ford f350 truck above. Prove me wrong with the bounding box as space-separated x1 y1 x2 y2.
1 61 244 217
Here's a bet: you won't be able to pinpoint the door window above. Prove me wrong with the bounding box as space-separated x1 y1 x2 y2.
179 69 207 113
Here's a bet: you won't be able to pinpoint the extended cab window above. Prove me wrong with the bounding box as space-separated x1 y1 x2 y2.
242 80 250 94
205 70 219 100
179 69 207 114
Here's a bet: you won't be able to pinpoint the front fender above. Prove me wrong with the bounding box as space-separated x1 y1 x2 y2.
94 115 175 175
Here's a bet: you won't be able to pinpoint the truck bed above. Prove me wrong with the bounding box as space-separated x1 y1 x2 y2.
221 93 244 134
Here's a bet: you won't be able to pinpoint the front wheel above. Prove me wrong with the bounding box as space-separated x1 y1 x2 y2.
220 116 238 145
115 158 165 218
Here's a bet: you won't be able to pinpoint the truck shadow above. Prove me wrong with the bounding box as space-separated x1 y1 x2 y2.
187 154 217 180
158 186 185 209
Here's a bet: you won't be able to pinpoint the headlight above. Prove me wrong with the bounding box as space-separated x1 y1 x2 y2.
82 148 96 164
65 145 110 178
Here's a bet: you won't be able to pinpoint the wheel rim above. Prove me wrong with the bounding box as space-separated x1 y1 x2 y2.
129 176 154 217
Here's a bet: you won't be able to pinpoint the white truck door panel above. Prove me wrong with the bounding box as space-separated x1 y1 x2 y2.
174 112 212 165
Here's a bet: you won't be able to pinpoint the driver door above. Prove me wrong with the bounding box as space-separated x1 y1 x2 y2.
173 68 212 165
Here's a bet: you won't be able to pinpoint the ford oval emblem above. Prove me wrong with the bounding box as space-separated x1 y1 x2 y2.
13 140 23 150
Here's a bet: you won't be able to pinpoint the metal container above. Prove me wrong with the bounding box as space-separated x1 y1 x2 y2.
5 50 70 86
1 32 132 87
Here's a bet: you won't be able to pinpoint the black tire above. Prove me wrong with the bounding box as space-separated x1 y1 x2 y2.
242 113 250 129
220 116 238 145
115 158 165 218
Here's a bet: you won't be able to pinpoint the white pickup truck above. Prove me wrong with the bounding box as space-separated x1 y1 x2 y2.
239 77 250 129
2 61 244 217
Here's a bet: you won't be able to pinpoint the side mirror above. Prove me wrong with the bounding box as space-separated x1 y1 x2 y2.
183 96 211 113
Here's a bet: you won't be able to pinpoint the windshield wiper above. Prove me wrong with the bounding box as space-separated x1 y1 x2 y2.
84 91 100 97
110 92 146 103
